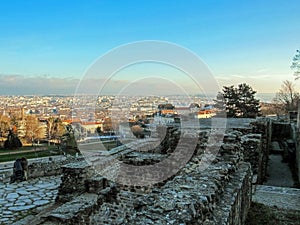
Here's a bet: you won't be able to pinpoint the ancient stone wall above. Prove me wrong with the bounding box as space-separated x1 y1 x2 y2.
48 128 254 225
56 161 96 202
28 156 84 179
249 119 271 184
292 126 300 184
241 134 261 174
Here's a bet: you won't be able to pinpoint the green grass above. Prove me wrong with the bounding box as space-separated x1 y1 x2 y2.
0 145 64 163
102 141 118 150
0 149 63 163
0 140 119 163
0 145 58 153
0 146 34 153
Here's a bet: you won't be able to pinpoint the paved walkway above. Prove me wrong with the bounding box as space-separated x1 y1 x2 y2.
0 176 61 224
264 154 294 187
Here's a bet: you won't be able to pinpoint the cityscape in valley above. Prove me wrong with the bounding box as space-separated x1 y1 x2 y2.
0 94 214 145
0 92 283 148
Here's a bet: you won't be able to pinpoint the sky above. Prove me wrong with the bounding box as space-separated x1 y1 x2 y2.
0 0 300 96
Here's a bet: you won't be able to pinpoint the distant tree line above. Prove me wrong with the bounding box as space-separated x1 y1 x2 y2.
0 113 76 150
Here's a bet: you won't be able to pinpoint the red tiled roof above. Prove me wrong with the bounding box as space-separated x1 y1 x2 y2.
81 121 102 125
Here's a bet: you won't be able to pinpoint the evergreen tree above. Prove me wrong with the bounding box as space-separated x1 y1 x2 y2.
214 83 261 118
96 126 102 135
4 130 22 149
61 124 78 150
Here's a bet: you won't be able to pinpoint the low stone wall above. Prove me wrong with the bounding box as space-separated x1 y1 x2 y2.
0 155 84 183
29 156 84 179
45 161 252 225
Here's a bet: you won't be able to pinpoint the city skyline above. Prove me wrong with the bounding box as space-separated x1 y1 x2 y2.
0 0 300 94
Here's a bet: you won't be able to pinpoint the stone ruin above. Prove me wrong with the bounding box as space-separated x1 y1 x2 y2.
26 118 271 225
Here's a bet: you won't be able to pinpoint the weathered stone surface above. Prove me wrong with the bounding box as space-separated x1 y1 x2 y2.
0 175 61 224
253 185 300 211
6 193 19 199
241 133 262 174
4 120 274 225
33 199 50 206
48 193 98 224
8 205 35 211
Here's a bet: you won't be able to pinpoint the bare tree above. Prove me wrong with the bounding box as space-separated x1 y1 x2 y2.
131 125 145 138
53 118 66 144
25 115 46 145
47 117 65 145
0 115 11 137
47 117 55 146
103 117 113 133
274 80 300 112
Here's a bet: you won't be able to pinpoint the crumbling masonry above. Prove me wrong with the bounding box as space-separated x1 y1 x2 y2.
37 118 270 225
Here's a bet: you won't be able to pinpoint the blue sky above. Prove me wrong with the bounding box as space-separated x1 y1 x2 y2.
0 0 300 94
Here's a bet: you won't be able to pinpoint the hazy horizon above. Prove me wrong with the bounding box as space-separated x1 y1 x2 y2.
0 74 278 100
0 88 277 103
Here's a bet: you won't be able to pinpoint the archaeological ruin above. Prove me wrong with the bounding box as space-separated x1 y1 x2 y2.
1 117 299 225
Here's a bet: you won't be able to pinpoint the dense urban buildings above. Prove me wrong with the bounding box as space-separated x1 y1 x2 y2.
0 95 219 146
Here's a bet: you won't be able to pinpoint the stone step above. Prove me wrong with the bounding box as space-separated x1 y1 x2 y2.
46 193 98 223
11 202 63 225
271 141 283 153
252 185 300 211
